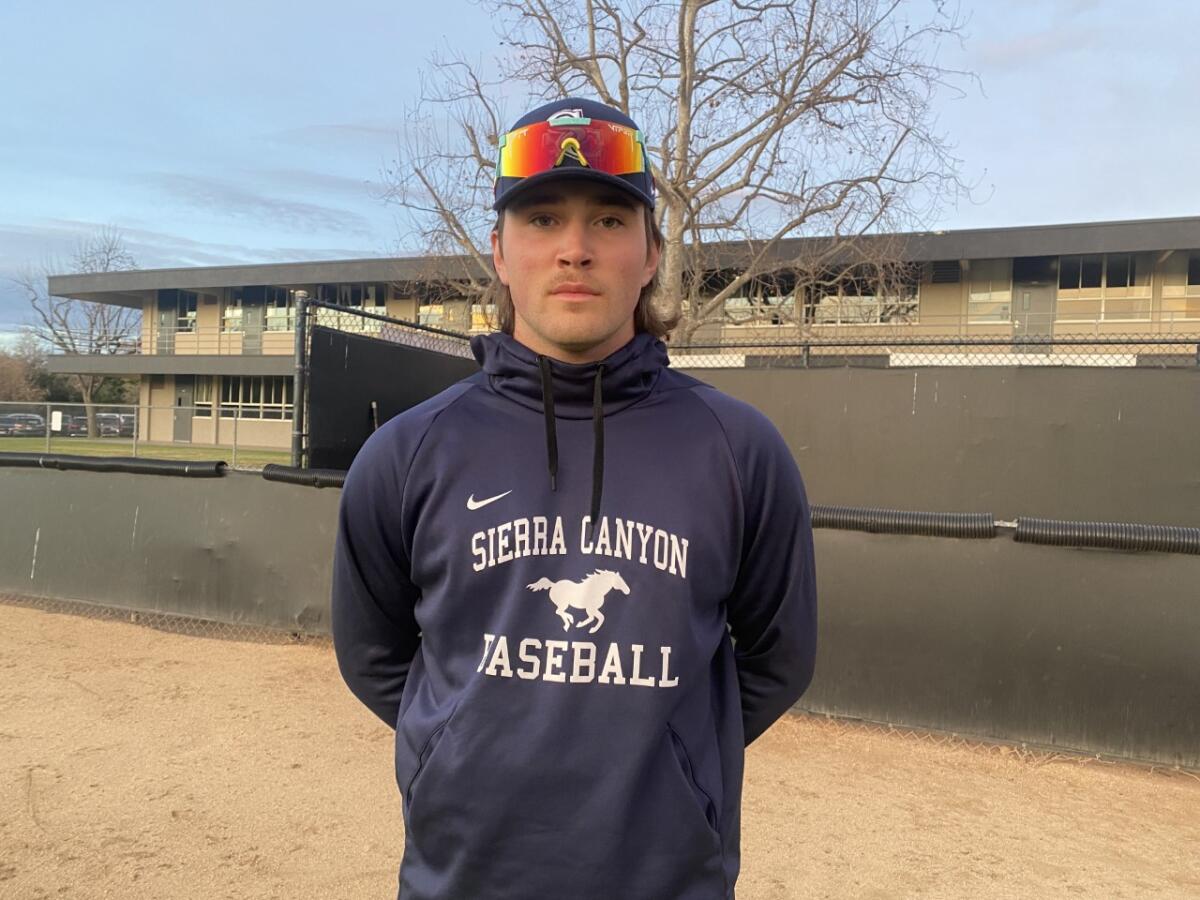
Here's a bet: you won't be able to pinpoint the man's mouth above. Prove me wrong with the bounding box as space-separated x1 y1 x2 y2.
551 283 600 301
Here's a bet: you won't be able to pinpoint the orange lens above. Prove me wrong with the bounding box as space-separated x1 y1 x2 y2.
498 120 645 179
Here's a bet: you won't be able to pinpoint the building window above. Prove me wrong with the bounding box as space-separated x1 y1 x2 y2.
265 286 297 331
312 283 386 334
721 279 796 327
222 290 244 333
808 267 918 326
1106 254 1134 288
470 303 497 332
193 376 214 417
967 258 1012 323
1188 254 1200 290
177 291 198 332
1058 253 1151 320
224 286 300 332
724 294 795 326
315 283 384 309
419 303 445 327
416 299 470 331
219 376 293 420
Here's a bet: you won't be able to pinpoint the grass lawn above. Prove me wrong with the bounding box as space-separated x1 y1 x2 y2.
0 436 290 470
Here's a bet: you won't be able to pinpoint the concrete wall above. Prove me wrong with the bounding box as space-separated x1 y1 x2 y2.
1 466 1195 768
916 280 963 323
216 416 290 449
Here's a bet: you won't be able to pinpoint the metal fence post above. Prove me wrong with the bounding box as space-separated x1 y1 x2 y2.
291 292 309 468
45 402 51 453
232 408 239 470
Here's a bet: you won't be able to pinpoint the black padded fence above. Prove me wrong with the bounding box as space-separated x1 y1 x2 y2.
303 319 477 470
2 464 1198 769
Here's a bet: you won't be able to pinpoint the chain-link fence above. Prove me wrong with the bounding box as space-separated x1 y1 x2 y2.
667 333 1200 369
294 300 1200 370
304 300 474 357
0 592 330 644
0 400 291 470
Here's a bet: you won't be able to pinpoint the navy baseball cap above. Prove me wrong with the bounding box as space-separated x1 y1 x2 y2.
492 97 656 211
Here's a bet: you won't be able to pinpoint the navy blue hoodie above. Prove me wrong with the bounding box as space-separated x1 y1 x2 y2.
331 331 817 900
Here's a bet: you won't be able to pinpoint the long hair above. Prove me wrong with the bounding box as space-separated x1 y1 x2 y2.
483 206 677 338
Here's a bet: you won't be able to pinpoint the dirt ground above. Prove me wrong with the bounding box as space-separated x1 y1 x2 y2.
2 602 1198 900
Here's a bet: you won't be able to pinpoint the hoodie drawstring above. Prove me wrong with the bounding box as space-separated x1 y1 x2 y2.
590 365 605 534
538 355 558 491
535 355 606 534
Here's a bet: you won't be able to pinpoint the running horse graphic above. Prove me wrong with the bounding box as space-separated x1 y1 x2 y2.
526 569 630 634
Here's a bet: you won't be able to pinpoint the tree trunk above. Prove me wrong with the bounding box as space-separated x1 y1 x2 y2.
77 375 97 439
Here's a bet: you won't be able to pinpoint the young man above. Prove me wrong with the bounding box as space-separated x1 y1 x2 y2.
332 98 817 900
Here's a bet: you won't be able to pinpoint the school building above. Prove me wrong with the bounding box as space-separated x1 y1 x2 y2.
45 215 1200 451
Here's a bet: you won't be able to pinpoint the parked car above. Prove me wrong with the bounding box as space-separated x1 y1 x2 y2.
95 413 126 437
61 414 121 437
0 413 46 437
64 415 92 436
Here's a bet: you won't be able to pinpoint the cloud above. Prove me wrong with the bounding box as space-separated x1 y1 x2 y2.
976 23 1106 71
136 173 377 239
258 122 403 146
244 166 386 202
1 218 388 268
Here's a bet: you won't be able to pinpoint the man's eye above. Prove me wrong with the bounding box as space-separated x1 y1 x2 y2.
599 216 624 228
530 214 555 227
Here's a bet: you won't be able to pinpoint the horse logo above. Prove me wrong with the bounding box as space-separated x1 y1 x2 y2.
526 569 630 634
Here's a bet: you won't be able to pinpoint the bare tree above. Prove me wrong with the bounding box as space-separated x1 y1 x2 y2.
383 0 974 342
0 350 41 402
14 226 140 435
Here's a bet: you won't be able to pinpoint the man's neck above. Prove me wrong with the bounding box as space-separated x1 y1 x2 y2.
511 323 636 364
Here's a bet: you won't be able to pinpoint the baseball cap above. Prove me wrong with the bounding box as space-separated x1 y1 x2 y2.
492 97 655 211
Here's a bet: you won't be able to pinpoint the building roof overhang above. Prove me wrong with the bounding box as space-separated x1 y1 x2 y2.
47 215 1200 307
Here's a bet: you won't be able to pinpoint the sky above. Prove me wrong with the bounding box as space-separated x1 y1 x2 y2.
2 0 1198 341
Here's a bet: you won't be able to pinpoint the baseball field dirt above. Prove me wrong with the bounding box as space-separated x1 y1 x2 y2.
2 601 1197 899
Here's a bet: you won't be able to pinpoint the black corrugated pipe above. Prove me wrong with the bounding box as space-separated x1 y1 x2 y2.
1015 517 1200 555
0 453 226 477
812 504 996 539
261 464 346 489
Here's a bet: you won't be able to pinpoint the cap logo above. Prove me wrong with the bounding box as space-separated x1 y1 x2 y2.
547 108 590 126
554 136 590 168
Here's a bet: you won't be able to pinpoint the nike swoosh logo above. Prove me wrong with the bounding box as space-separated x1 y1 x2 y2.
467 490 512 511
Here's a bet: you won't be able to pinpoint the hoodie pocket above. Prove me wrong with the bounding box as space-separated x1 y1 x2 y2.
666 723 722 846
402 701 460 817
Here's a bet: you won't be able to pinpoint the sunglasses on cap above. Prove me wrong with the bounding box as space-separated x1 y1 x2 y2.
495 115 648 181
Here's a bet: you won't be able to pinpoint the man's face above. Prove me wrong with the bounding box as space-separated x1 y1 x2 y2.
491 180 660 363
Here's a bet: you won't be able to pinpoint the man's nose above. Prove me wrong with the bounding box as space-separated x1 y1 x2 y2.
556 220 593 268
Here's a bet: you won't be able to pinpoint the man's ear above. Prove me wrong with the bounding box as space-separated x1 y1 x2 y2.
491 227 509 286
642 235 661 288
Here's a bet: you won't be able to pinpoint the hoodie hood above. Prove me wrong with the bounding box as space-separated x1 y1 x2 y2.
470 331 668 420
470 330 670 534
